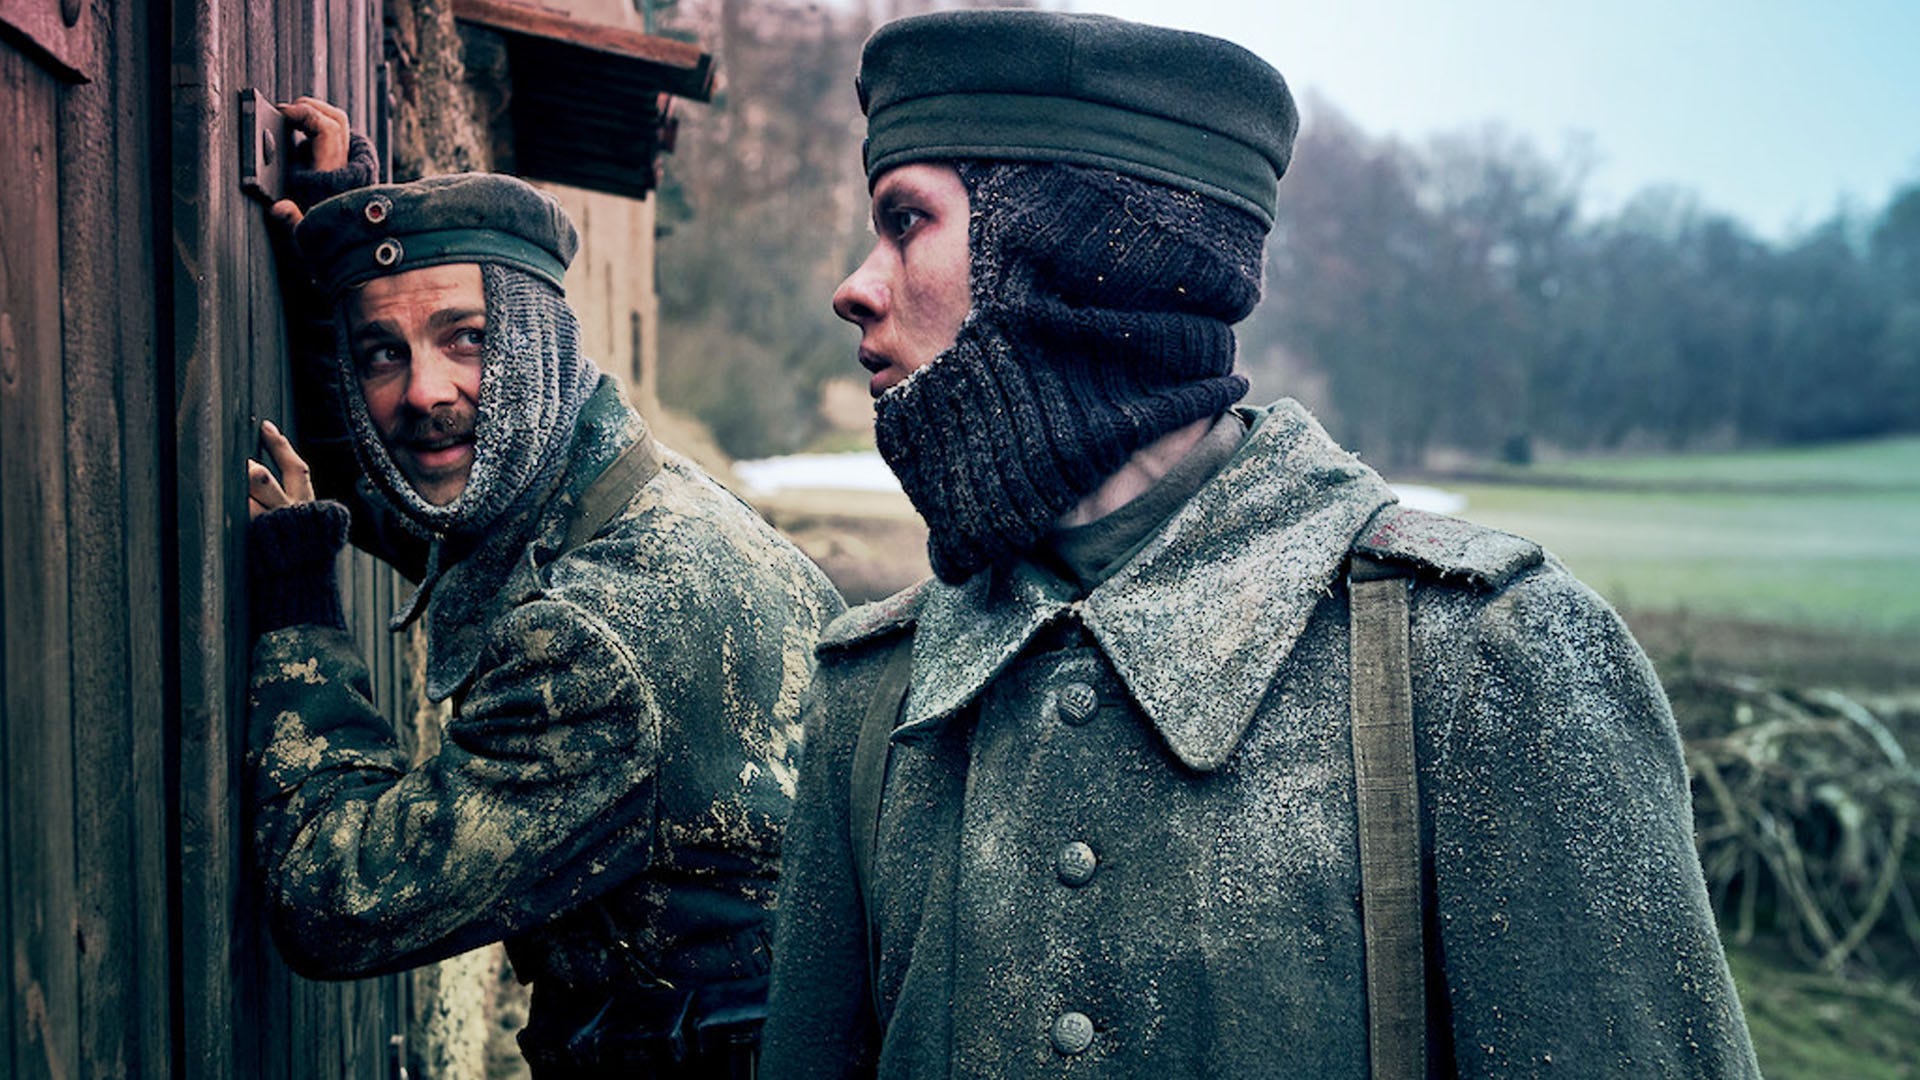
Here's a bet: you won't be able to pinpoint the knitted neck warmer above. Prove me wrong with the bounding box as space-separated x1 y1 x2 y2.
874 162 1266 584
335 263 601 683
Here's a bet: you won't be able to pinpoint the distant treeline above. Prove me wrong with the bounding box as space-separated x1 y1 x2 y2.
1254 105 1920 466
655 0 1920 465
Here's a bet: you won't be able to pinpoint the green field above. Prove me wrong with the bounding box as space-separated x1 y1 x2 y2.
1529 435 1920 491
1421 437 1920 637
1726 941 1920 1080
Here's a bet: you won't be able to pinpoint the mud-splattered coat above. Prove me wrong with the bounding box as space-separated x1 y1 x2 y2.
249 382 843 995
762 400 1758 1078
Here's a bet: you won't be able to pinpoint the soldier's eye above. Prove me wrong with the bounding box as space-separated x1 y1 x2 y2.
358 345 406 378
887 207 928 236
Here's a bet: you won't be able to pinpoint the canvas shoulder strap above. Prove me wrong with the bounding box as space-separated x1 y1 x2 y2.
558 435 663 558
1347 552 1427 1080
850 634 914 1018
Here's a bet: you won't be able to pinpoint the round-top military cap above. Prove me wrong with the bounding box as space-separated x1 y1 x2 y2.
296 173 579 298
857 10 1298 227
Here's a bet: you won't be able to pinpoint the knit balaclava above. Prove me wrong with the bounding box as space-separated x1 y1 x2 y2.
874 161 1267 583
339 261 598 543
337 261 601 692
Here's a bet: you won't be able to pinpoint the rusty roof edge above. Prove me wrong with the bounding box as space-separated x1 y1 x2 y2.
453 0 716 100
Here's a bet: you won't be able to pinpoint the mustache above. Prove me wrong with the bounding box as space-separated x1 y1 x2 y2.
397 404 476 445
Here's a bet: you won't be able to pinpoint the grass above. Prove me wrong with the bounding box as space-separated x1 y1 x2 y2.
1410 436 1920 638
1726 940 1920 1079
1529 435 1920 492
755 434 1920 634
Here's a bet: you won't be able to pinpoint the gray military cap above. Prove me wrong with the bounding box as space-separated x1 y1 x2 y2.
296 173 579 298
857 10 1298 227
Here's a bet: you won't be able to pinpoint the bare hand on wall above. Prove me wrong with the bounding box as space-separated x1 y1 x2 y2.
270 96 355 231
248 420 316 520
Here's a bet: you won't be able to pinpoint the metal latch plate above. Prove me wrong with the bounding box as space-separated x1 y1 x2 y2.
239 89 290 205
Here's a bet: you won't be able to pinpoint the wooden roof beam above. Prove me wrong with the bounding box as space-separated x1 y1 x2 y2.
452 0 715 101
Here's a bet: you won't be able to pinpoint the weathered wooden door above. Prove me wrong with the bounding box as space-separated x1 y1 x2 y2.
3 1 416 1076
172 1 417 1076
2 4 172 1077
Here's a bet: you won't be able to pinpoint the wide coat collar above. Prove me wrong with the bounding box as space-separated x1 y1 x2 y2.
897 399 1395 772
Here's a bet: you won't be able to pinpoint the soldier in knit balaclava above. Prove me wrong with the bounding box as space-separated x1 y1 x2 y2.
876 160 1266 581
842 11 1294 584
762 10 1759 1078
305 178 604 697
244 173 842 1077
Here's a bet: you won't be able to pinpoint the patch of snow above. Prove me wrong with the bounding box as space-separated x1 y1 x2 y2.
737 450 1468 515
735 451 901 496
1390 483 1468 515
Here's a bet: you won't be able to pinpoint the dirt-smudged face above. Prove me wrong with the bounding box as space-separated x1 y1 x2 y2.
832 162 973 398
347 262 486 506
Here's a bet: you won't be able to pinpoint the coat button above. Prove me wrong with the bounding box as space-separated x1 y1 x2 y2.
1055 681 1098 726
1055 841 1097 886
1051 1010 1094 1055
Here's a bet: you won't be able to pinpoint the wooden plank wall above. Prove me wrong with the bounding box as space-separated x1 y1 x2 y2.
55 1 172 1075
2 3 170 1077
171 0 415 1073
2 32 80 1080
0 0 412 1077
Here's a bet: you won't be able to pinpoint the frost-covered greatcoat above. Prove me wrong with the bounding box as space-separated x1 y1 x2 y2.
761 399 1758 1078
249 382 843 993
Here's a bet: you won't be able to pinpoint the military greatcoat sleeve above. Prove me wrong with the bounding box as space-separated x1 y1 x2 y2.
1422 564 1759 1077
249 598 661 979
760 643 887 1078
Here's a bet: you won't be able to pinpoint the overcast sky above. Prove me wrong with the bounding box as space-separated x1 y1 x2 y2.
1061 0 1920 240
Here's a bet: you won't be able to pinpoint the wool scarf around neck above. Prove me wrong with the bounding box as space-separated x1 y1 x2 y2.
874 162 1267 584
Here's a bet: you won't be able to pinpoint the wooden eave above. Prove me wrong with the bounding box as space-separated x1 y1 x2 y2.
453 0 714 99
452 0 715 198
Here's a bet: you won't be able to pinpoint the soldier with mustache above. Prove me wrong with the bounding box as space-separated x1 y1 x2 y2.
245 169 842 1077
